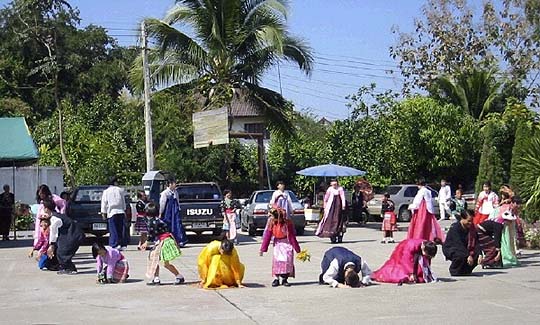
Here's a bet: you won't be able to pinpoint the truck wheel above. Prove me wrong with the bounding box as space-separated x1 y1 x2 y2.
213 229 222 237
295 227 305 236
248 224 257 237
240 216 248 232
399 207 412 222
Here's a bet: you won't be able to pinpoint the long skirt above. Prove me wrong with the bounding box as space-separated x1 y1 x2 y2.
134 215 148 233
473 212 489 226
111 259 130 282
501 223 520 268
477 221 503 268
223 211 238 240
272 237 295 277
146 237 181 278
317 196 345 238
381 212 397 232
203 254 245 289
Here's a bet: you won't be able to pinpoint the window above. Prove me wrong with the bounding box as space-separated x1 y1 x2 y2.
386 186 401 195
177 184 222 201
404 186 418 198
244 123 270 139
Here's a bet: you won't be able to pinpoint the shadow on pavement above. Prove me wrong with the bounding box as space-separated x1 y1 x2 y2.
289 280 320 286
0 238 33 248
436 277 458 282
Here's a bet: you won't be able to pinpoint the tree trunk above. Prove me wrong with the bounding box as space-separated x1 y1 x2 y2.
55 78 76 189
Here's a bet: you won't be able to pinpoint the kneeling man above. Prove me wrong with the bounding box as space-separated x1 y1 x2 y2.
442 211 482 276
198 239 245 289
319 246 372 288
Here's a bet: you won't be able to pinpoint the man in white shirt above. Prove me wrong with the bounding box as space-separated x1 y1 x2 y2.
319 247 372 288
101 176 127 250
438 179 452 220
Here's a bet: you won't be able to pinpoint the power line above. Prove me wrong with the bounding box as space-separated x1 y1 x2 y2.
265 76 348 101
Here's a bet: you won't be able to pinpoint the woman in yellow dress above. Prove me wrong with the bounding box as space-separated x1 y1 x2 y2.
198 239 245 289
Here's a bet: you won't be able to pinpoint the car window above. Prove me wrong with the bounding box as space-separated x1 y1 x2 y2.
254 191 300 203
74 189 104 202
403 186 418 198
177 184 222 201
386 186 401 195
255 192 273 203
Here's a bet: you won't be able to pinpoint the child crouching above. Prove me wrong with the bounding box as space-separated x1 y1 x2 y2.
259 208 301 287
142 202 185 286
92 242 129 283
28 218 58 270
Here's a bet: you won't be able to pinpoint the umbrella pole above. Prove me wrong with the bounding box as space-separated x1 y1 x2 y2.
12 162 16 240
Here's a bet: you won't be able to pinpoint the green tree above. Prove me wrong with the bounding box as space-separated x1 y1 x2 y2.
131 0 313 136
512 133 540 221
510 120 538 194
391 0 540 106
434 69 502 120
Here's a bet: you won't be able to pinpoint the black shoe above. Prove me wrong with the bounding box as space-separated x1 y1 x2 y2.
174 277 185 285
337 236 343 243
271 279 280 287
282 279 291 287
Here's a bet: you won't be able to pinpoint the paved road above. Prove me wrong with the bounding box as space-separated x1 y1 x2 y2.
1 220 539 324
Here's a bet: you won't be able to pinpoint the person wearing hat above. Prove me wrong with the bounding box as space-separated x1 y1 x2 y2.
101 176 127 250
442 211 482 276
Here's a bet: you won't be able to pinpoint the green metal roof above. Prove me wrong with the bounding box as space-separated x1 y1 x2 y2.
0 117 39 167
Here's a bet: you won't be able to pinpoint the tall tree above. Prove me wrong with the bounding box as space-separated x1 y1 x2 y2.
130 0 313 136
391 0 540 106
435 69 501 120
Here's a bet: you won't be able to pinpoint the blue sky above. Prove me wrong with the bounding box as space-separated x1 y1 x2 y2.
0 0 426 119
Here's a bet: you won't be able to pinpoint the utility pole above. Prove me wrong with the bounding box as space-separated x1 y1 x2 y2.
141 21 155 172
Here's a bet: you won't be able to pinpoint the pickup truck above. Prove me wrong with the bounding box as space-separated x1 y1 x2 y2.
176 182 223 236
67 185 132 237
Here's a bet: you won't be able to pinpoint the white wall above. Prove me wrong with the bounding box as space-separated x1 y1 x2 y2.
0 166 64 204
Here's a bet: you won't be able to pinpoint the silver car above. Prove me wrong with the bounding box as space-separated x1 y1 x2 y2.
366 184 440 222
240 190 306 236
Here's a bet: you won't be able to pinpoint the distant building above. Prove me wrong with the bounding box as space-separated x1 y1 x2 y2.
318 117 333 126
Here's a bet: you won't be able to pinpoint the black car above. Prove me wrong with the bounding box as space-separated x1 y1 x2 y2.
176 182 223 237
67 185 131 237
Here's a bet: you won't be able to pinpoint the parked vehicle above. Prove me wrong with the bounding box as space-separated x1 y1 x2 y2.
240 190 306 236
462 191 476 211
176 182 223 236
366 184 440 222
67 185 132 237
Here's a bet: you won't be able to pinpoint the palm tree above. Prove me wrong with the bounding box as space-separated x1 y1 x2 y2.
435 69 501 120
513 133 540 216
131 0 313 136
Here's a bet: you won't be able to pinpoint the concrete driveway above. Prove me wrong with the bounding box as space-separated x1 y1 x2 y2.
1 220 539 324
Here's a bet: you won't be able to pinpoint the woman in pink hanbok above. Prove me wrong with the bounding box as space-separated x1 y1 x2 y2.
34 184 66 246
316 179 347 243
372 239 438 284
407 180 445 243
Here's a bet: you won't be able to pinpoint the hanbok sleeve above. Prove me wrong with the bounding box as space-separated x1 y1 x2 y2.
361 260 372 285
96 255 104 275
230 248 244 285
269 191 277 206
339 187 346 208
322 259 340 287
49 217 63 244
197 244 211 282
323 189 331 208
409 189 423 211
53 195 66 214
260 218 273 253
106 249 120 279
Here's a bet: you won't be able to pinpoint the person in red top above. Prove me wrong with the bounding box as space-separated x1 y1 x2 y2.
259 208 301 287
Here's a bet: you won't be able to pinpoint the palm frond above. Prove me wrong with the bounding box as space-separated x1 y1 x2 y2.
144 18 208 69
281 35 313 74
243 82 295 137
243 0 289 24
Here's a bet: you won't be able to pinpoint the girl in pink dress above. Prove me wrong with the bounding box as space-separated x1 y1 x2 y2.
260 208 301 287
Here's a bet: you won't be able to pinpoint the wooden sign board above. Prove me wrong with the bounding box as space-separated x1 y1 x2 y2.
192 107 230 148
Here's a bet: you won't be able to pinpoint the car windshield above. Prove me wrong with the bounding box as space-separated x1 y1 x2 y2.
385 186 401 195
254 191 299 203
74 188 104 202
177 184 222 201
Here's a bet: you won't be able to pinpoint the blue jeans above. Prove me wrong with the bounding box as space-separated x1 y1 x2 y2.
38 254 48 269
108 214 126 248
